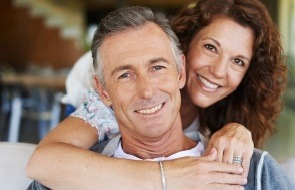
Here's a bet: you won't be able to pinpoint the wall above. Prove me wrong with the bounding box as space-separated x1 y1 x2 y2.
265 0 295 161
0 0 84 71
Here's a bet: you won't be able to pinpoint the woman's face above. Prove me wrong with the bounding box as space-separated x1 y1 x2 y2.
185 17 254 108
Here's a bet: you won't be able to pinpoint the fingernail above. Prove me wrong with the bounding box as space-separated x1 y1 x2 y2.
210 148 215 154
238 167 244 173
205 148 214 155
242 178 247 184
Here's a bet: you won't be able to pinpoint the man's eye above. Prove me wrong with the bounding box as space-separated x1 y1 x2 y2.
204 44 216 52
153 65 165 70
118 73 130 79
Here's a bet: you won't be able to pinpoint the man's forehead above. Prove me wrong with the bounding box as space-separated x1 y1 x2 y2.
99 22 176 73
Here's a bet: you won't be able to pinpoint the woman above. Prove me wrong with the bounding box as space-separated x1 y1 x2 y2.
26 0 287 189
173 0 286 148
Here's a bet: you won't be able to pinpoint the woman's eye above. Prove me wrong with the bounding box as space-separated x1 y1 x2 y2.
233 58 245 66
204 44 216 52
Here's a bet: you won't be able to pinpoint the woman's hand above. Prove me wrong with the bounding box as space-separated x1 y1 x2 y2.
204 123 254 177
165 148 247 190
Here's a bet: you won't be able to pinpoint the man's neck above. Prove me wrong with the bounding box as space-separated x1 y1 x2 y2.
120 115 197 159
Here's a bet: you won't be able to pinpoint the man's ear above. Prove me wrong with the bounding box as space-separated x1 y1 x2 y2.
94 75 112 107
178 54 186 89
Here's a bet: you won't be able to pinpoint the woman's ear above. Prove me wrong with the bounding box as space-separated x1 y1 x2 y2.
178 54 186 89
94 75 112 107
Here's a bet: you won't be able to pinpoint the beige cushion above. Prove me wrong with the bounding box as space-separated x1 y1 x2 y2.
0 142 36 190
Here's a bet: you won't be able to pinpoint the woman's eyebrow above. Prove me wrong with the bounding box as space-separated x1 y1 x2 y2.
237 55 251 62
203 37 221 47
203 37 251 62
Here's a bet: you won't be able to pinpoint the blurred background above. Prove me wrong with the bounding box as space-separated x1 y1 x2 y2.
0 0 294 161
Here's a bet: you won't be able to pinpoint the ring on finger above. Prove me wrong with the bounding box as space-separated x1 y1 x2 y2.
233 156 243 165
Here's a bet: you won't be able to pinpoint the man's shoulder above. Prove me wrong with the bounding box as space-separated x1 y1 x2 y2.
246 148 295 190
90 135 121 156
250 148 268 163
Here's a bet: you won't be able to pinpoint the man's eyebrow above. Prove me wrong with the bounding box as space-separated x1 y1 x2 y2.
111 57 171 76
111 65 134 76
150 57 170 64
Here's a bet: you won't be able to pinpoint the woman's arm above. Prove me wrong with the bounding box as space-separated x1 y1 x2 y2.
26 117 246 190
26 117 161 189
204 123 254 177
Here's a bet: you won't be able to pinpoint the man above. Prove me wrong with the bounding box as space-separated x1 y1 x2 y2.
28 6 294 190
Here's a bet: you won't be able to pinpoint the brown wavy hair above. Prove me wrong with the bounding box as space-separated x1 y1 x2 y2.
172 0 287 148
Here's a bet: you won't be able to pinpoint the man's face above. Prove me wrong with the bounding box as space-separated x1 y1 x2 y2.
97 22 185 140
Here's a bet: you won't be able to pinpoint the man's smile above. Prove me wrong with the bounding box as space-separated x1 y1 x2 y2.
136 103 164 114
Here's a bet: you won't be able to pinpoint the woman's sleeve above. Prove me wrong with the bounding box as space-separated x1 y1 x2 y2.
70 88 119 142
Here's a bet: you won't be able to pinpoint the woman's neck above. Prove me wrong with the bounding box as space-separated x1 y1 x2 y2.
180 88 199 130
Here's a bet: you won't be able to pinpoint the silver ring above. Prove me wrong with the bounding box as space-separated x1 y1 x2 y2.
233 156 243 165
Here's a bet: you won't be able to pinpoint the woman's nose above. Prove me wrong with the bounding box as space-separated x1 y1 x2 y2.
209 58 227 78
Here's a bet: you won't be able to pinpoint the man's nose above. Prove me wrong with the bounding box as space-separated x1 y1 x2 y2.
137 75 155 100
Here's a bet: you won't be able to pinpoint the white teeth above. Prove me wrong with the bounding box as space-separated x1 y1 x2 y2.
198 75 218 89
137 104 163 114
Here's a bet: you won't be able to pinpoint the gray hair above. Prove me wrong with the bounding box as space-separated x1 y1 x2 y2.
91 6 183 86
